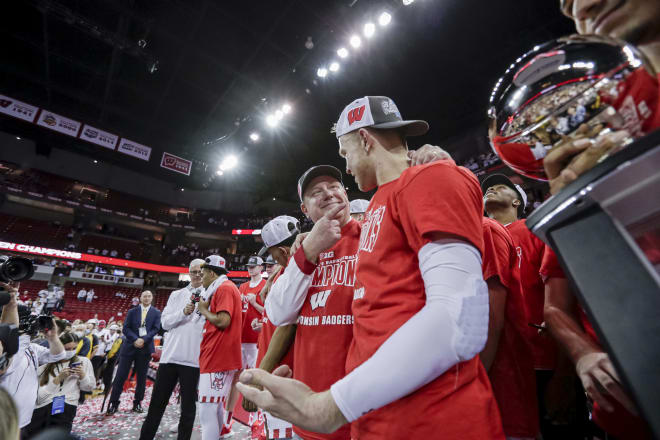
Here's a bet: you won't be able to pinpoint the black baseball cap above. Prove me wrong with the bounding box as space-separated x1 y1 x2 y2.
297 165 343 202
334 96 429 138
481 174 528 218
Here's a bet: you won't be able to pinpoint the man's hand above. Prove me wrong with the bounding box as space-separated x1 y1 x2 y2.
303 203 345 264
183 303 195 316
246 294 257 306
242 383 263 412
251 318 263 332
236 366 348 434
408 144 452 166
198 299 209 313
0 283 18 307
45 318 59 339
576 351 637 414
134 338 145 348
544 128 629 195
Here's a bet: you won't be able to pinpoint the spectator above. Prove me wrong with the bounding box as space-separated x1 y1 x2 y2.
24 332 95 437
0 387 19 440
110 250 118 257
85 289 95 304
131 297 139 307
101 249 109 256
77 289 86 301
125 252 132 259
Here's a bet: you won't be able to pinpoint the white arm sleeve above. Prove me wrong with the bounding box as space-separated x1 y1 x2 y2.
265 247 315 326
161 290 189 331
330 240 489 422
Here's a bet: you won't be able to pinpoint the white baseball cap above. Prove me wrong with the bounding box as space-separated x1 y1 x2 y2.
334 96 429 139
349 199 370 214
202 255 228 274
258 215 300 256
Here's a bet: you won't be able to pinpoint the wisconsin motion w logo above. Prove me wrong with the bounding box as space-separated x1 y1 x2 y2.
347 105 366 125
310 289 331 310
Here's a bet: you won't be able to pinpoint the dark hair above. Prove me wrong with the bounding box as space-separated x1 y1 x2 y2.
207 266 227 276
39 331 78 386
277 231 299 250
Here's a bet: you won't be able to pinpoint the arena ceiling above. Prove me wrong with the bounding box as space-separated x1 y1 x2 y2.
0 0 574 203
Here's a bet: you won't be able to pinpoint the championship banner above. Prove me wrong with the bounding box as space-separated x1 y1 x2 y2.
79 124 119 150
232 229 262 235
117 138 152 161
36 109 82 137
0 94 39 123
160 152 192 176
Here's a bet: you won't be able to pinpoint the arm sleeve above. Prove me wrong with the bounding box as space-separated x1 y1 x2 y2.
161 290 189 331
78 358 96 392
144 311 161 343
123 311 138 343
33 343 67 365
330 240 489 422
264 246 316 326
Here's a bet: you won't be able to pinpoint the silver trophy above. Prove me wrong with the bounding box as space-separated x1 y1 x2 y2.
488 34 658 180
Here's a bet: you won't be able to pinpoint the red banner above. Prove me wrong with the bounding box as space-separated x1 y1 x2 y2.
160 152 192 176
232 229 261 235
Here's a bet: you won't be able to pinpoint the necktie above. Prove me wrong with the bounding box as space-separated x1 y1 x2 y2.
141 307 147 326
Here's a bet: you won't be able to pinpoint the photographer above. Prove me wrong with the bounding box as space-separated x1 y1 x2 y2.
0 283 66 432
25 331 94 437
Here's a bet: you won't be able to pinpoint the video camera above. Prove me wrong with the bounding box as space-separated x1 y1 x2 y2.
0 255 35 306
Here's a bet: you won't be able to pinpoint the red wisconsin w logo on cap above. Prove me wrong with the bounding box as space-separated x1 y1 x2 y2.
347 105 366 125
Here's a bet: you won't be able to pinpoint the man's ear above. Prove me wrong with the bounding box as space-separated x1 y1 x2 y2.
512 198 521 208
300 202 310 219
358 128 372 153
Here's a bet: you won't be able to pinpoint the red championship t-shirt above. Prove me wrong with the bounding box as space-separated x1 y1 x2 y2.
199 279 243 374
482 217 539 438
240 279 266 344
348 161 504 439
290 220 360 440
540 247 651 439
506 219 558 370
256 271 295 372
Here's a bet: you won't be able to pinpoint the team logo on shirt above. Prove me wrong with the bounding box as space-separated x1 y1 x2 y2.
310 289 331 310
358 205 385 253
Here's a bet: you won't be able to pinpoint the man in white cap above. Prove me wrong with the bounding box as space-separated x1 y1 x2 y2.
196 255 243 440
139 258 206 440
238 96 503 439
348 199 369 223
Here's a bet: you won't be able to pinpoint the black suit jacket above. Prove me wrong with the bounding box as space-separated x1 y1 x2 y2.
120 305 161 356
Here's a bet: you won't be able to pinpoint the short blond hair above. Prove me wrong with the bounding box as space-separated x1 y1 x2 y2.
189 258 205 271
0 388 19 440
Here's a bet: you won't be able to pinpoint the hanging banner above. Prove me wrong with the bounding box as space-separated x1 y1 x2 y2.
160 152 192 176
0 94 40 123
80 124 119 150
36 109 82 137
117 138 152 161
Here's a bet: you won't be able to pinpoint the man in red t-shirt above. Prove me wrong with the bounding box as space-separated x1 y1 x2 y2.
237 96 504 439
480 216 538 439
240 256 266 369
196 255 243 440
263 165 359 440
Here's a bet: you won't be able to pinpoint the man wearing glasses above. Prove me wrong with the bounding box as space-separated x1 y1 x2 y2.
139 259 206 440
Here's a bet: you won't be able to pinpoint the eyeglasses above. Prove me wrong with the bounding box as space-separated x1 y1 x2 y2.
190 270 202 276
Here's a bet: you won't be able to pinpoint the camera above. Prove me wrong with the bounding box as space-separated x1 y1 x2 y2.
0 255 35 283
18 310 54 336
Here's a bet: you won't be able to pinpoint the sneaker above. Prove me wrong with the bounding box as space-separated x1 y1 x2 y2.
219 422 234 438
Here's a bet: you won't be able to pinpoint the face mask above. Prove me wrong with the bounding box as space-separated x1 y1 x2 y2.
84 329 91 335
75 331 84 338
65 350 77 360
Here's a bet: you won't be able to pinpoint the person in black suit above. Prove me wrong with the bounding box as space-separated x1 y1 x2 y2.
107 290 161 414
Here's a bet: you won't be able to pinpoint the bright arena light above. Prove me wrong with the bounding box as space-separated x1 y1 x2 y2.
402 0 415 5
219 155 238 171
266 114 278 127
337 47 349 58
349 35 361 48
378 12 392 26
249 132 260 141
216 170 224 176
329 61 340 72
275 110 284 120
363 22 376 38
282 103 292 114
317 67 328 78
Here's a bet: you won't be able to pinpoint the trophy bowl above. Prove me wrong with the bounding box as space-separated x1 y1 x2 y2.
488 34 658 181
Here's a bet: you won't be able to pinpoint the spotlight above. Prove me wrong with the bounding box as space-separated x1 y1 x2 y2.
219 155 238 171
93 160 98 164
266 114 278 127
216 170 224 176
329 62 340 72
402 0 415 5
180 188 184 192
378 12 392 26
249 132 260 142
349 35 361 48
275 110 284 120
363 22 376 38
282 103 292 114
337 47 349 58
317 67 328 78
272 197 276 201
15 136 21 140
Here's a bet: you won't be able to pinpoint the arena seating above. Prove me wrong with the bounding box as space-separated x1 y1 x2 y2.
0 213 71 249
77 233 152 261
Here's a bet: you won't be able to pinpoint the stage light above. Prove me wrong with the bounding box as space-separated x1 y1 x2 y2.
282 103 292 114
180 188 184 191
363 22 375 38
378 12 392 26
349 35 361 48
216 170 224 176
219 155 238 171
317 67 328 78
402 0 415 5
329 62 340 72
93 160 98 164
266 114 278 127
15 136 21 140
249 132 260 142
272 197 276 201
337 47 349 58
275 110 284 120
